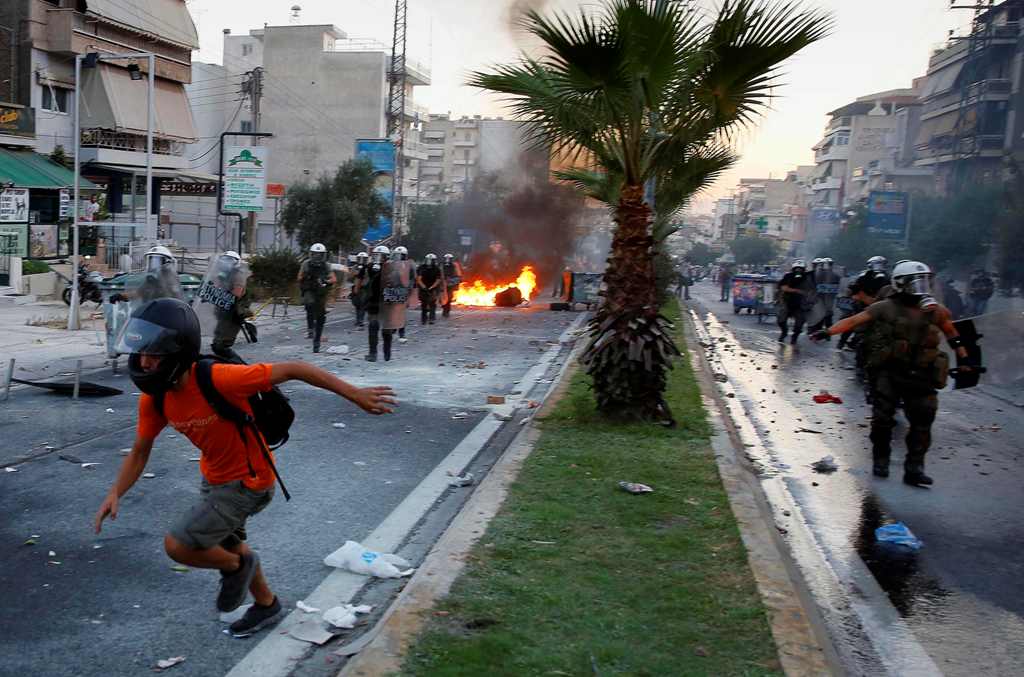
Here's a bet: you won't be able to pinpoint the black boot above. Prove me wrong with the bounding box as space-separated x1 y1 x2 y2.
790 333 799 345
314 313 325 353
903 461 933 487
778 329 788 343
872 449 891 478
305 305 315 339
367 322 378 361
383 331 393 362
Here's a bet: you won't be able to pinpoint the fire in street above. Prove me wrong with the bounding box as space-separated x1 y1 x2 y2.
453 266 538 307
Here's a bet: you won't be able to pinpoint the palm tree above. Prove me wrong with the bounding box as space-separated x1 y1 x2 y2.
470 0 830 423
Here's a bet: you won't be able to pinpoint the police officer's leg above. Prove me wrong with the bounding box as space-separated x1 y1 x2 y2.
304 303 315 338
354 297 365 327
903 390 938 486
869 371 899 478
313 297 327 352
442 289 453 318
366 313 380 361
777 305 789 341
211 312 243 363
382 329 394 362
428 294 437 323
790 308 805 344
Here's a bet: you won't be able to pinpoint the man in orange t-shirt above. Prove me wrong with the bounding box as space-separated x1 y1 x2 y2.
94 298 396 637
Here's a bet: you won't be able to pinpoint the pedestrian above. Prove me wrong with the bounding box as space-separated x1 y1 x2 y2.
776 260 814 345
351 252 369 328
417 253 442 325
967 269 995 316
364 245 389 362
206 251 251 362
680 262 693 300
94 298 396 637
441 253 463 318
811 261 970 486
297 243 335 353
719 264 733 302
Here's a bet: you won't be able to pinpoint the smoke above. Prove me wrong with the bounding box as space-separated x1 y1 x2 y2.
447 160 585 288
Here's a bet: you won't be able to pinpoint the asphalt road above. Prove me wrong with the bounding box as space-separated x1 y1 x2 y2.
688 280 1024 676
0 301 582 677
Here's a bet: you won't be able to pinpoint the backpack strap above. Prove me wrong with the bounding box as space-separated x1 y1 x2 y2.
195 359 292 501
153 391 166 419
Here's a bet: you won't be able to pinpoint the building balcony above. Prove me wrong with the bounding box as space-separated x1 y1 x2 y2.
419 165 443 176
403 100 430 122
454 119 479 129
827 116 852 132
811 177 841 191
814 144 850 163
453 139 477 148
401 140 429 161
422 132 446 142
453 158 476 166
405 59 432 87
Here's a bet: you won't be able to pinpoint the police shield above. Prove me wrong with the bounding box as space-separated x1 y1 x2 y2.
103 247 185 358
195 252 252 342
380 259 413 331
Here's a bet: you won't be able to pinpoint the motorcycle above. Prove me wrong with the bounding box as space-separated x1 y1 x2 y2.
61 262 106 306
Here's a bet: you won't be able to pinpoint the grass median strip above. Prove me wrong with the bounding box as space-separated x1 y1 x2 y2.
401 303 782 676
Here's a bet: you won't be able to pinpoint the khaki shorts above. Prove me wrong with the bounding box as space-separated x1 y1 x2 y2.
169 479 273 550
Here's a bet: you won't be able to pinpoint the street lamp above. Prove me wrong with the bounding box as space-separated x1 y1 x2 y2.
68 50 155 330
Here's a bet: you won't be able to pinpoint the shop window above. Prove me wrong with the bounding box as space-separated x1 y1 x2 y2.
42 86 69 114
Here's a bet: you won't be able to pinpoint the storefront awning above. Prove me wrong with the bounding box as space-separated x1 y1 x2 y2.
0 148 97 190
915 113 958 147
920 61 964 99
84 0 199 50
80 64 198 143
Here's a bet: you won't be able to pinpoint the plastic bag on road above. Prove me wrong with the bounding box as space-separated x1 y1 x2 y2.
323 540 414 578
875 522 922 550
323 604 373 629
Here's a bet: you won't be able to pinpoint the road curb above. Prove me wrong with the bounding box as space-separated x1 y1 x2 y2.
336 330 588 677
681 306 844 676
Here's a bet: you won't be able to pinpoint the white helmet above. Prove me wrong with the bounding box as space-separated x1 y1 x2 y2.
811 257 823 266
791 259 807 271
310 243 327 254
145 245 174 273
356 251 369 260
425 253 438 263
373 245 391 256
891 260 933 296
443 253 454 261
393 245 408 260
822 257 833 265
222 250 241 262
867 255 888 272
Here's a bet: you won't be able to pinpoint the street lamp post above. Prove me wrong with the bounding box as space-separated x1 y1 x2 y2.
68 51 155 330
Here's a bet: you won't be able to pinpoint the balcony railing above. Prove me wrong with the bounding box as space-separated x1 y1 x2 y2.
81 128 182 156
828 116 852 131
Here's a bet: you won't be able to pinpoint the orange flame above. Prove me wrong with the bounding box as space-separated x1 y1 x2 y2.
454 266 538 307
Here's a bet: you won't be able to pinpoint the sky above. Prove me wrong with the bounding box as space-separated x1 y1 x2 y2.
185 0 971 212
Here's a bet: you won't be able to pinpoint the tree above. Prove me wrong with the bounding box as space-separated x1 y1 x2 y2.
729 235 780 266
471 0 829 422
280 158 390 253
908 188 999 273
404 203 457 258
686 242 717 267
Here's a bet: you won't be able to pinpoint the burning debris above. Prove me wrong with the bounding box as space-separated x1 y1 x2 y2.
454 266 538 307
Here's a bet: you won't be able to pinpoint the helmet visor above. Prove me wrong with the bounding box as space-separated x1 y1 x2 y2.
903 275 932 295
114 317 182 356
146 255 168 274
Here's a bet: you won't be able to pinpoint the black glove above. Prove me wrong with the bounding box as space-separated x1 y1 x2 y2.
809 329 830 343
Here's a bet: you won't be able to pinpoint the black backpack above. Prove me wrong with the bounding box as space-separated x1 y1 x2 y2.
154 356 296 500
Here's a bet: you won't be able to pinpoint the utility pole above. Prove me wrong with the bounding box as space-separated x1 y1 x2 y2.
244 67 263 254
387 0 408 241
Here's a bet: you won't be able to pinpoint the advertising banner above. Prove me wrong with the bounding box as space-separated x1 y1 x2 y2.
0 188 30 223
866 191 908 239
223 146 268 212
355 139 395 242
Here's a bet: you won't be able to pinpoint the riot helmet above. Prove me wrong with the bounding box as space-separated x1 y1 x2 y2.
425 253 439 267
144 245 175 277
811 258 823 270
393 246 409 261
791 259 807 274
867 256 888 273
372 245 390 268
892 260 934 299
215 250 241 278
822 257 834 268
117 298 201 396
309 243 327 264
356 251 369 262
443 253 454 263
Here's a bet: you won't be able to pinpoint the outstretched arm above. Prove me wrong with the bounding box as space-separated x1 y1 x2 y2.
824 309 874 336
932 306 970 360
269 362 396 415
95 435 155 533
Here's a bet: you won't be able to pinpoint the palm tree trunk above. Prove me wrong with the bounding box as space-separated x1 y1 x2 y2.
582 184 679 423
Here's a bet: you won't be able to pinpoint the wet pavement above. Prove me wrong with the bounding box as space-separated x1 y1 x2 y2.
687 280 1024 676
0 301 582 677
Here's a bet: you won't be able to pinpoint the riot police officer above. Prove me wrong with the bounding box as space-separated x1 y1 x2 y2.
392 246 414 341
812 261 971 487
298 243 335 353
351 251 369 327
137 245 182 303
417 254 443 325
808 257 841 336
777 260 814 344
365 245 390 362
204 251 251 362
441 253 463 318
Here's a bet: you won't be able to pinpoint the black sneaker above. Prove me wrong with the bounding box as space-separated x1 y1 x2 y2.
365 353 378 362
229 597 283 638
217 551 259 613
